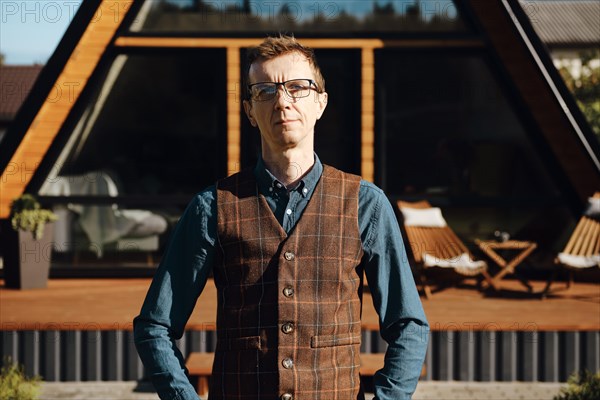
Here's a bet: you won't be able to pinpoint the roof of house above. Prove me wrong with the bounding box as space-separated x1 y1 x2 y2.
523 1 600 47
0 2 594 124
0 65 43 121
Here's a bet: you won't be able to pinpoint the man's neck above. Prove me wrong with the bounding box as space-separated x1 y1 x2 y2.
262 149 315 188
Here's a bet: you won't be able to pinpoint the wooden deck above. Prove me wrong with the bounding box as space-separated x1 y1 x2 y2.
1 278 599 331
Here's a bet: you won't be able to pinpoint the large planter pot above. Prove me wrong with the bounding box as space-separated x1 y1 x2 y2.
1 220 54 289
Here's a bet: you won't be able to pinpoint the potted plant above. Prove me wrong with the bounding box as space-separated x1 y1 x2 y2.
1 194 57 289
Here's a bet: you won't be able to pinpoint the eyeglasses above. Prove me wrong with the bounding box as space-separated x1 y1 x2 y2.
247 79 320 101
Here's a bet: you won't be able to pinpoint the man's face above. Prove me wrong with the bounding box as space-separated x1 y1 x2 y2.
243 52 328 155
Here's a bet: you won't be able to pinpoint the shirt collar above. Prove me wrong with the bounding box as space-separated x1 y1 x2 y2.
254 154 323 198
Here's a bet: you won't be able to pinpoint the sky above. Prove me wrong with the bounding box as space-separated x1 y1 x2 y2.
1 0 83 64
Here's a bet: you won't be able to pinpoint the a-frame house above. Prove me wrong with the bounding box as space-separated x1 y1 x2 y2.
1 0 599 269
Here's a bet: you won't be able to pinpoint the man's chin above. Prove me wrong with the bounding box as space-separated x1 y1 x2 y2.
277 130 302 142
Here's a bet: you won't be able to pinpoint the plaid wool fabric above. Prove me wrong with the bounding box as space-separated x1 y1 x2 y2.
213 165 365 400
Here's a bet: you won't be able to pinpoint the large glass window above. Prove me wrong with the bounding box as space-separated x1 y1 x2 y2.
39 50 226 267
133 0 468 34
376 49 571 250
46 50 226 196
314 49 362 173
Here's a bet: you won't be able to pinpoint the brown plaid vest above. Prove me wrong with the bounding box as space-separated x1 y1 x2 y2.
212 165 365 400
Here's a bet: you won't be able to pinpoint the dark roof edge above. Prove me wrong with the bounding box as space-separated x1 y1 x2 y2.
0 0 103 176
505 0 600 172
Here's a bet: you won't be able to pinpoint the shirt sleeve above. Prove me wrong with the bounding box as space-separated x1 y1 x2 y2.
133 187 217 400
358 181 430 400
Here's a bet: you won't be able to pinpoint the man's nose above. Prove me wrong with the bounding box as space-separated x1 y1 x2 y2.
274 86 291 109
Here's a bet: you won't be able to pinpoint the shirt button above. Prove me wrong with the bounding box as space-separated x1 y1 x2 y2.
282 358 294 369
283 286 294 297
276 182 283 188
286 208 292 215
302 188 308 195
269 187 273 192
281 394 293 400
282 322 294 334
284 251 295 261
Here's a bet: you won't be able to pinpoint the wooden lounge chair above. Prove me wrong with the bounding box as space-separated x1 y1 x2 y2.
397 200 496 298
542 192 600 297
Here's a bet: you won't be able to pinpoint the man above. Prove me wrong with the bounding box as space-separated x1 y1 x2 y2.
134 35 428 400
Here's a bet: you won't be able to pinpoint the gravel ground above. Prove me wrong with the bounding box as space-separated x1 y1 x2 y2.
39 380 567 400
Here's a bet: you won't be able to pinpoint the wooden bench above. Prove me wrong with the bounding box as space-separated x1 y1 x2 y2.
186 352 425 396
186 352 214 396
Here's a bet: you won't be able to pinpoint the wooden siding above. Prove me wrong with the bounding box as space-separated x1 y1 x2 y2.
114 37 484 49
362 48 376 182
226 48 241 174
0 0 133 218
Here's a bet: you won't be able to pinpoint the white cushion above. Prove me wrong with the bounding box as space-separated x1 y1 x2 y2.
558 253 600 268
585 197 600 217
121 210 168 237
423 252 487 269
401 207 447 227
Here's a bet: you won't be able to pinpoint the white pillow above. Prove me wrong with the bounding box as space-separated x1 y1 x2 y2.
585 196 600 217
401 207 447 227
423 252 486 269
558 253 600 268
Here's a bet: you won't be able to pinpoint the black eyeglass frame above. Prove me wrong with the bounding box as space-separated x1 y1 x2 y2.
247 79 322 101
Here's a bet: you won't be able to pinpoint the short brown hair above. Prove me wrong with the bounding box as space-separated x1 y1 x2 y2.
245 34 325 95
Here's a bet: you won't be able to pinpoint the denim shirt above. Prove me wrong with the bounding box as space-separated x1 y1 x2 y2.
134 155 429 400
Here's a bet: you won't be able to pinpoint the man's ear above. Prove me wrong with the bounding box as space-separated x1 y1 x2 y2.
316 92 328 120
243 99 257 127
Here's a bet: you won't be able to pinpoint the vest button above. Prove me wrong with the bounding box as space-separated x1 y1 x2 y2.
282 357 294 369
283 286 294 297
281 322 294 334
281 393 293 400
284 251 295 261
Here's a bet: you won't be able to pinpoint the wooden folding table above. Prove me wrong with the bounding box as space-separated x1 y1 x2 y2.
475 239 537 292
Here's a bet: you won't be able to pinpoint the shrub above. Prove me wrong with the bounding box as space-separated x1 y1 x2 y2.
0 358 41 400
554 370 600 400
